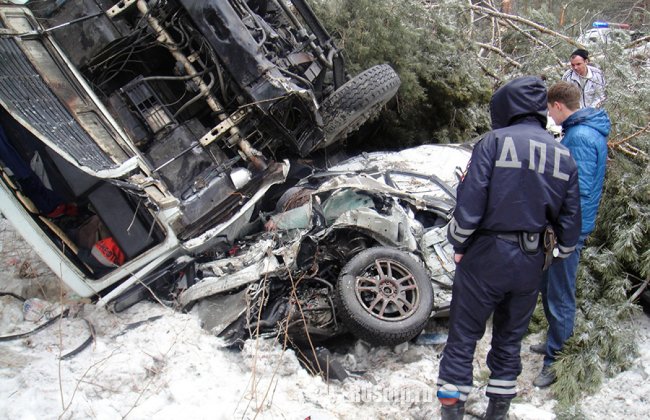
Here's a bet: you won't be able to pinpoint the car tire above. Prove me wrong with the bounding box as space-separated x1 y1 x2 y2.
336 247 434 346
319 64 400 149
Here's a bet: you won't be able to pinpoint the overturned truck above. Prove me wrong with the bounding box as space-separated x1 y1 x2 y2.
0 0 466 348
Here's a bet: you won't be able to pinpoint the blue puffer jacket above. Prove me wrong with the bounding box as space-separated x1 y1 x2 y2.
561 107 610 234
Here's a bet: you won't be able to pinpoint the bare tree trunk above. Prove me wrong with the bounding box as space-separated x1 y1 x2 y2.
559 2 568 26
502 0 513 14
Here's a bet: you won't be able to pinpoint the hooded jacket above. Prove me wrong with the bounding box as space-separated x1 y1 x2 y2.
448 76 582 258
560 107 610 234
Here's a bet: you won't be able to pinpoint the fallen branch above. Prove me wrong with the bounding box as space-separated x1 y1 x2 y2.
476 42 522 67
470 4 583 49
501 18 565 67
467 0 474 39
58 350 119 419
120 320 187 419
628 276 650 304
491 14 500 50
609 122 650 147
477 59 502 82
241 275 271 418
616 143 646 158
625 34 650 50
470 1 565 68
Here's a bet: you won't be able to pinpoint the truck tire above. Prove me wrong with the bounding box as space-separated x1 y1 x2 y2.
319 64 400 149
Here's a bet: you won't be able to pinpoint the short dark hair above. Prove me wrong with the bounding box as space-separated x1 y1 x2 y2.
570 49 589 60
548 82 581 111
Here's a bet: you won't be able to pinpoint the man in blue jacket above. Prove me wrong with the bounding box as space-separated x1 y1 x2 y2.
532 81 611 388
436 76 582 420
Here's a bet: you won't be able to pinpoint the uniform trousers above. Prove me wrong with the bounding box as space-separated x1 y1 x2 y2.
438 234 544 400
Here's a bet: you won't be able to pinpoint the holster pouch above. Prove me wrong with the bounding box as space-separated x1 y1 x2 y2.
542 226 557 271
518 231 540 254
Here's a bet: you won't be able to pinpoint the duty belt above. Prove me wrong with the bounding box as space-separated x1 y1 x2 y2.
480 229 554 270
480 230 541 254
495 232 519 243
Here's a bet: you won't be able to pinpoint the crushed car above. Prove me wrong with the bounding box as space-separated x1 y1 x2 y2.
0 0 399 306
181 144 472 347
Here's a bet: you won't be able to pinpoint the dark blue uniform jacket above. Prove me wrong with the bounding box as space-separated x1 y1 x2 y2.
448 77 582 258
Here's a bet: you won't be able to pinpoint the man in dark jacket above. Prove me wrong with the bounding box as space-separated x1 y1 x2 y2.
532 81 611 388
436 76 582 420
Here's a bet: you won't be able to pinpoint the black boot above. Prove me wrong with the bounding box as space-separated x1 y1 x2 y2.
484 397 511 420
440 402 465 420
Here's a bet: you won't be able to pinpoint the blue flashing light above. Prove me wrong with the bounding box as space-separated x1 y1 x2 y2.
593 21 609 28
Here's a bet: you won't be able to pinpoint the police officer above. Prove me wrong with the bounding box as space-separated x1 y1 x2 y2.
436 76 582 420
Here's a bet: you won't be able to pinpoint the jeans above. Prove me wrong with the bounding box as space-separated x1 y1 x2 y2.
540 233 587 366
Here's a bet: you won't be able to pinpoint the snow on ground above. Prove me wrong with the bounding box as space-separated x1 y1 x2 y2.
1 217 649 420
579 314 650 419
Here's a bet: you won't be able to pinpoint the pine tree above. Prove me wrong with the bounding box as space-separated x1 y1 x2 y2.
309 0 492 148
